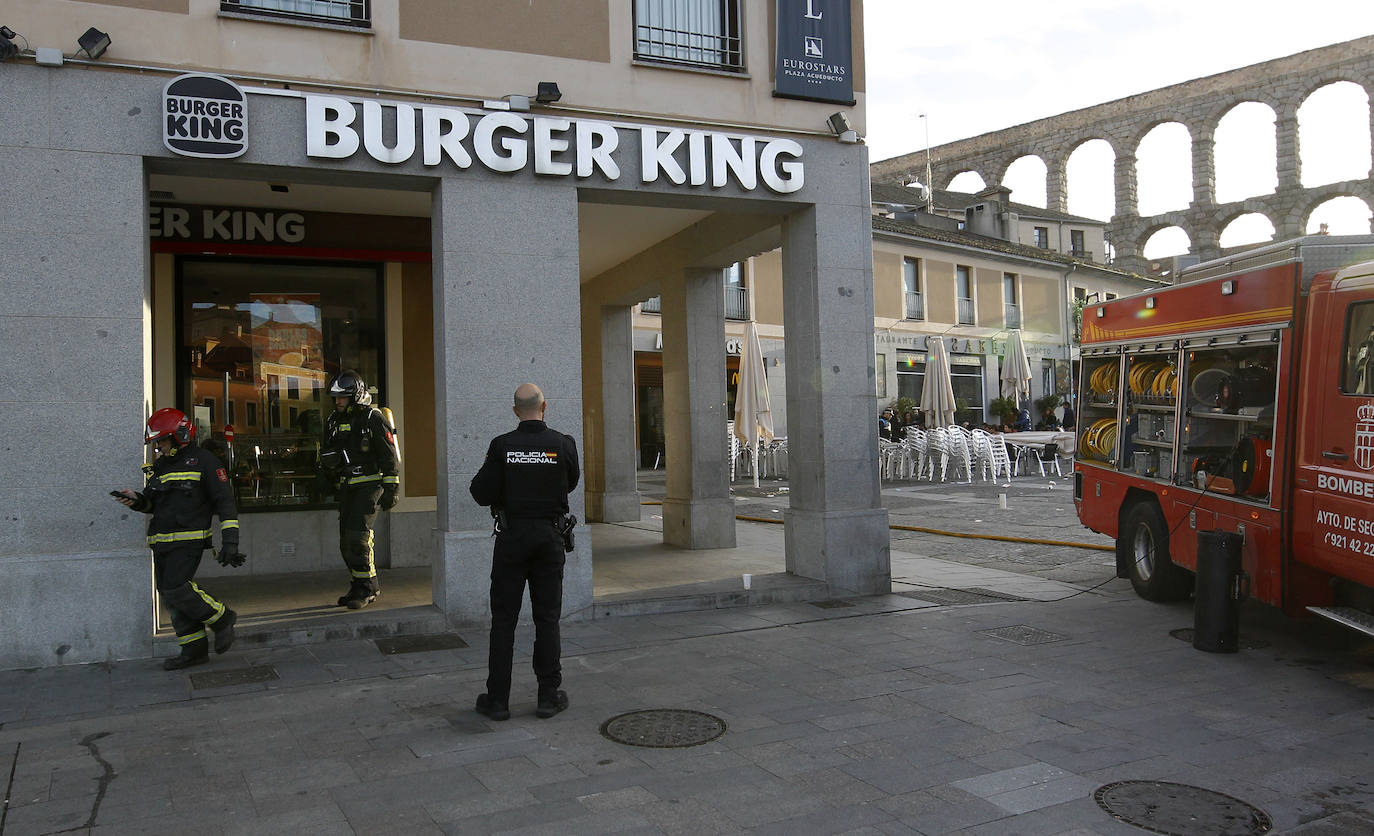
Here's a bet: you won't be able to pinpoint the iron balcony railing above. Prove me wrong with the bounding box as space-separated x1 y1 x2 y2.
956 298 975 325
221 0 370 27
634 0 744 71
725 285 749 320
1070 248 1093 260
904 292 925 321
1005 304 1021 329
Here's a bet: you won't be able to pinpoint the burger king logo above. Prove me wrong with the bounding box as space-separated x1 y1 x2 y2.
163 73 248 159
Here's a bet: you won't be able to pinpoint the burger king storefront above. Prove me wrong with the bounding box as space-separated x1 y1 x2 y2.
2 62 890 668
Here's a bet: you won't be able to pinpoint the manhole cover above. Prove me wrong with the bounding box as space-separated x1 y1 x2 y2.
600 709 726 748
978 625 1067 645
190 665 278 689
811 599 856 609
1169 628 1270 650
898 588 1025 606
1095 780 1272 836
375 634 470 655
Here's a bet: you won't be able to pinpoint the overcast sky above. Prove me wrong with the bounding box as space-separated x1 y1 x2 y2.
861 2 1372 250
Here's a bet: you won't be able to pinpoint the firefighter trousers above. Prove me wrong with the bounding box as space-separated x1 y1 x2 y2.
155 545 228 646
486 522 565 705
338 484 383 595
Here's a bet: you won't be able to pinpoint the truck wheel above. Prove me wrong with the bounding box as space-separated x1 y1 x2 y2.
1122 502 1190 602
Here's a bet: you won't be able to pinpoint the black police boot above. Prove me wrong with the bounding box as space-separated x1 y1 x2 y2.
212 609 237 655
163 638 209 671
475 693 510 721
536 689 569 719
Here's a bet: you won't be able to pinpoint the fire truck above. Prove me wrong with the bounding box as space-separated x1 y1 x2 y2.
1074 234 1374 634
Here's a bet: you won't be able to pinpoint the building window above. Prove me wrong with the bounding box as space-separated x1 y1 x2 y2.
956 265 974 325
1073 286 1087 303
1033 226 1049 248
1105 292 1118 301
875 353 887 399
896 350 925 405
903 257 924 320
950 353 985 423
1003 272 1020 329
180 258 384 511
220 0 371 27
634 0 744 71
724 262 749 320
1070 229 1088 258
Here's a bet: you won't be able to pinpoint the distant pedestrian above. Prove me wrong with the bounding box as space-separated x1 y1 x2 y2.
1061 401 1076 430
113 409 243 670
470 384 580 721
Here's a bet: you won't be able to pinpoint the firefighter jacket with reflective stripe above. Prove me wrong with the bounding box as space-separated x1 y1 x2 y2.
139 443 239 552
470 420 580 521
324 404 399 488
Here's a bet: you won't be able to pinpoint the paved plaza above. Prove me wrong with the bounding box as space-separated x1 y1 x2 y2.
2 473 1372 835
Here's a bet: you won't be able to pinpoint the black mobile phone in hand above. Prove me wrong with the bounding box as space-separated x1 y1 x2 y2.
110 490 128 499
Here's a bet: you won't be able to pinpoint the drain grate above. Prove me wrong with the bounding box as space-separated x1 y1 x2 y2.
600 709 727 748
1169 628 1270 650
375 634 470 655
898 587 1026 606
190 665 279 690
1095 780 1272 836
811 599 856 609
978 625 1067 645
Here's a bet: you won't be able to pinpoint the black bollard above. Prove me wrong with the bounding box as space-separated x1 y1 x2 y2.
1193 530 1246 653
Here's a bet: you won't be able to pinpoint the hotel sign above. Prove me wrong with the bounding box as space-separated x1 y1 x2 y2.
774 0 854 105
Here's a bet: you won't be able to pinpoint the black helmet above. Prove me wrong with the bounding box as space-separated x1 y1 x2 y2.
328 369 371 406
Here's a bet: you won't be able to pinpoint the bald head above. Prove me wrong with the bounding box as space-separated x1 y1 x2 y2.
513 383 545 420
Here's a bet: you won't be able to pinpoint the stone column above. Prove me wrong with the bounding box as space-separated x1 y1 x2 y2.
1114 153 1139 219
431 178 591 624
1045 153 1068 213
1275 107 1301 191
780 201 891 595
660 267 735 549
1191 128 1216 208
583 303 641 522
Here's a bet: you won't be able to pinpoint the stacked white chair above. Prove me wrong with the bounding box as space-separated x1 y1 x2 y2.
903 427 927 482
944 426 974 483
969 429 995 481
925 427 949 481
990 433 1016 480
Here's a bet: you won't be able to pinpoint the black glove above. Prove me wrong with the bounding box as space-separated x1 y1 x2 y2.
379 487 398 510
217 537 246 568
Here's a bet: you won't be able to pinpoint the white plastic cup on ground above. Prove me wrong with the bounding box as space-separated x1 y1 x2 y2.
742 573 752 590
998 493 1008 510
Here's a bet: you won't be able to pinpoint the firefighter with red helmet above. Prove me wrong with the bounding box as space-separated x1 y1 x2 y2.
113 408 244 670
323 370 399 609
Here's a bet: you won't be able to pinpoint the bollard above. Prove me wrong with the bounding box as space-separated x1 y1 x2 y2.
1193 530 1247 653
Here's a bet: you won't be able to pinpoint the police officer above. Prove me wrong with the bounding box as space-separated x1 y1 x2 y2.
113 408 243 670
469 383 580 721
323 370 399 609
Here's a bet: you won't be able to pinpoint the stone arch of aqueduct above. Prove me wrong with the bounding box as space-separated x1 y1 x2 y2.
869 36 1374 275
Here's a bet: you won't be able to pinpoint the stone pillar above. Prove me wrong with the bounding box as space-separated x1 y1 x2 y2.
1191 128 1216 208
780 201 891 595
1191 224 1222 263
660 267 735 549
583 304 641 522
431 178 591 624
1046 153 1068 213
1275 107 1301 191
1114 153 1139 219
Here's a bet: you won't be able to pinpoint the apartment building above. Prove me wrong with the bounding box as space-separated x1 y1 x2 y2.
0 0 886 668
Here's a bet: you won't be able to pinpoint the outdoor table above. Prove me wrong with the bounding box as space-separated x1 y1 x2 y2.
1001 431 1075 474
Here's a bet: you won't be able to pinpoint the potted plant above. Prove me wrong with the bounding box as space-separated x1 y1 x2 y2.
988 396 1018 425
1034 393 1062 424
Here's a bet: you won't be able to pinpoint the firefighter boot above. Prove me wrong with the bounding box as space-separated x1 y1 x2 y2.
212 609 237 654
163 637 209 670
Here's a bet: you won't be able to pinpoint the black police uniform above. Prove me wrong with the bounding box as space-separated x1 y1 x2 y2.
324 403 399 603
469 419 580 712
128 443 238 653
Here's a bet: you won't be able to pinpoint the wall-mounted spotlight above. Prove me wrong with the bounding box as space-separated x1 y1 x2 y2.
535 81 562 104
500 81 563 112
827 111 859 144
76 27 111 59
0 26 22 61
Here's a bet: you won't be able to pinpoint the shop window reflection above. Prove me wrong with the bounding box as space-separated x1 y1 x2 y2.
180 259 383 512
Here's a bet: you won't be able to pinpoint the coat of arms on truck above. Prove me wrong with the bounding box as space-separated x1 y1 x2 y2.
1357 402 1374 471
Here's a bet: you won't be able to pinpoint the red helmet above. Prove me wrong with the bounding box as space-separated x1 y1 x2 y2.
146 408 195 446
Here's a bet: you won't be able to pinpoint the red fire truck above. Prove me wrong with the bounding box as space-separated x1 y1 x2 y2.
1074 235 1374 634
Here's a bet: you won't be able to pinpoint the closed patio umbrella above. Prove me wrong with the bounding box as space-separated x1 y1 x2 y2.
920 337 957 427
732 321 774 487
1001 329 1033 404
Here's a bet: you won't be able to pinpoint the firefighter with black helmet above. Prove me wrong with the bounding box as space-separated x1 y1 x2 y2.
112 408 244 670
323 369 400 609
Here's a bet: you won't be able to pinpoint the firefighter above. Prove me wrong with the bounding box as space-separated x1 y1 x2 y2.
113 408 243 670
469 383 580 720
322 369 399 609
